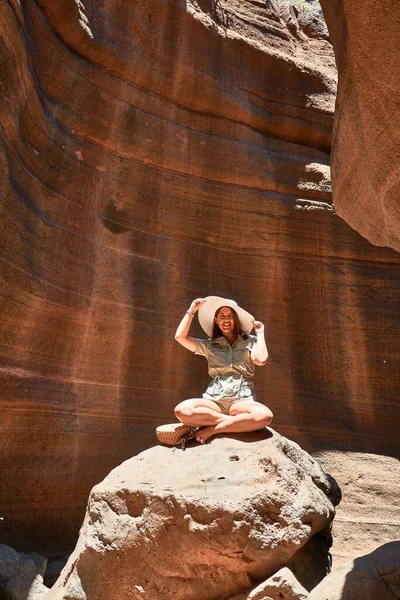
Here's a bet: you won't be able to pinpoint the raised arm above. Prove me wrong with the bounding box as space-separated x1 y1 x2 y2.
174 298 206 352
251 320 269 366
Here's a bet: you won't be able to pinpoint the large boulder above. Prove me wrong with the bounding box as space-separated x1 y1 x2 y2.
308 541 400 600
47 430 340 600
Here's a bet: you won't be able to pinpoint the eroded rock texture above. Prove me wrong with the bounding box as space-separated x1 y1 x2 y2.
0 544 49 600
316 452 400 569
47 432 340 600
0 0 399 556
320 0 400 251
230 567 309 600
308 542 400 600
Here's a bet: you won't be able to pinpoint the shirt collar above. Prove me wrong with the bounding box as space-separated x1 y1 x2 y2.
211 334 247 347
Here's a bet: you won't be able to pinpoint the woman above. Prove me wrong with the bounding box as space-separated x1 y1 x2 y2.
157 296 273 447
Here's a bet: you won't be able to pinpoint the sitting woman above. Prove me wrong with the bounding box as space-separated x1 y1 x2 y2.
157 296 273 447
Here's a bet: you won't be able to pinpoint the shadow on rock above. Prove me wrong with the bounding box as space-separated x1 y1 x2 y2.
308 541 400 600
47 429 341 600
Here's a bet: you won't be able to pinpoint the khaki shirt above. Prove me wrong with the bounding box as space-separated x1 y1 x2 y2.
194 334 257 400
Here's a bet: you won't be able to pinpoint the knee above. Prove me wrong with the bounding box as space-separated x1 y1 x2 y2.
253 406 273 427
174 400 195 420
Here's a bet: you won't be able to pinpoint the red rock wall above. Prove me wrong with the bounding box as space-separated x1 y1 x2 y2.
320 0 400 251
0 0 399 554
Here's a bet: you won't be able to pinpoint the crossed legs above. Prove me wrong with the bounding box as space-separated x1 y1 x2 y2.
174 398 273 443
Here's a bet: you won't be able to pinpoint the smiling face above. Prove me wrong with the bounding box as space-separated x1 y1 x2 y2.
213 306 240 340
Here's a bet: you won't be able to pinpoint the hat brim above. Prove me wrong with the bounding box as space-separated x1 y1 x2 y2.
198 296 254 337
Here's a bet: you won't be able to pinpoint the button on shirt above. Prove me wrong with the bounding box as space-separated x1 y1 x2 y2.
193 334 257 400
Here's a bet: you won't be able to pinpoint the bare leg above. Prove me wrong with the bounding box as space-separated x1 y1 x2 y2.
174 398 228 426
197 401 273 443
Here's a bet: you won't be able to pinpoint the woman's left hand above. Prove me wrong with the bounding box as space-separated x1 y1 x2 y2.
252 320 265 334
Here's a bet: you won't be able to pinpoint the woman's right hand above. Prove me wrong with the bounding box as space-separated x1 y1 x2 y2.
175 298 205 351
189 298 206 313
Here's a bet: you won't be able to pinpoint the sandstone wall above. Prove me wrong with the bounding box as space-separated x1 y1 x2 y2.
320 0 400 251
316 451 400 570
0 0 399 555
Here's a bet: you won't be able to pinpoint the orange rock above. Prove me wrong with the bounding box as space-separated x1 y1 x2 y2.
320 0 400 251
47 432 339 600
0 0 399 562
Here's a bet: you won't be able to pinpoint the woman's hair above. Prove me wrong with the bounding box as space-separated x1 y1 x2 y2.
212 306 241 339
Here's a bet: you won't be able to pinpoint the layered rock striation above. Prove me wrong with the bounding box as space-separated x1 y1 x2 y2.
308 541 400 600
315 451 400 570
1 0 399 557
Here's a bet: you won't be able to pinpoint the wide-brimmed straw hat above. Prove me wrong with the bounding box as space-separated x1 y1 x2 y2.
197 296 254 337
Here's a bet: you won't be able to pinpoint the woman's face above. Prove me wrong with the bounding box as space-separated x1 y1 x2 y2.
215 306 236 335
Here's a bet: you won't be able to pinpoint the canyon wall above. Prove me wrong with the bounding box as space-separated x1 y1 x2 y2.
0 0 399 556
320 0 400 251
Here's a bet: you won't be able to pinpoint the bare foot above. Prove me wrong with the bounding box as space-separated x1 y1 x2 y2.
196 426 215 444
194 407 272 444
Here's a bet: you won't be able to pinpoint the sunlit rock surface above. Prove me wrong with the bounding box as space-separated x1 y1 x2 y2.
315 452 400 570
308 542 400 600
47 432 340 600
230 567 308 600
0 0 399 558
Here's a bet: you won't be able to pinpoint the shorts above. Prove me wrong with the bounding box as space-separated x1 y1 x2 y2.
202 375 255 413
203 395 255 415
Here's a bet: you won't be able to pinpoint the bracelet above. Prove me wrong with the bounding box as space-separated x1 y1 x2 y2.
186 310 195 317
